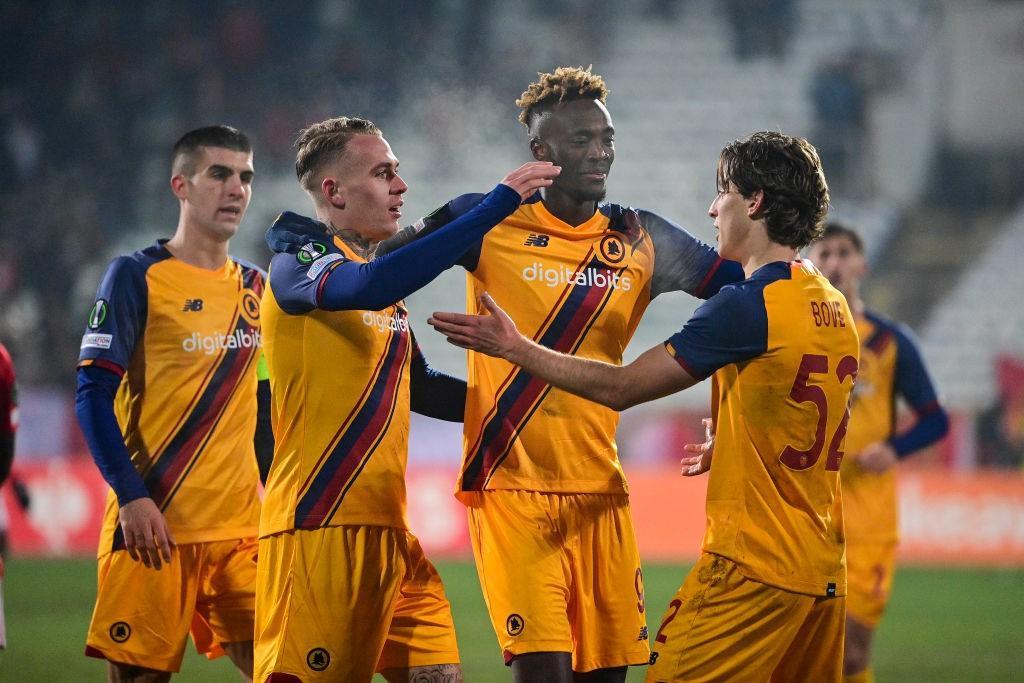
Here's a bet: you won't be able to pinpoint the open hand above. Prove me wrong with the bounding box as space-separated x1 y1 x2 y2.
681 417 715 476
500 162 561 202
429 292 524 359
118 497 176 569
856 441 898 473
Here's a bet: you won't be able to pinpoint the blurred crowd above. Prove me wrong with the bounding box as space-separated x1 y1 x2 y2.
0 0 631 388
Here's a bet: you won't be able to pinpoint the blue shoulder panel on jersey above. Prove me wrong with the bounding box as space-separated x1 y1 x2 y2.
635 208 744 300
78 246 166 373
865 310 950 457
231 255 268 280
665 262 789 379
267 235 350 315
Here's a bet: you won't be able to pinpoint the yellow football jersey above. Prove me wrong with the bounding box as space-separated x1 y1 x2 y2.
411 193 739 497
78 241 264 552
667 260 860 596
841 311 946 546
260 236 413 535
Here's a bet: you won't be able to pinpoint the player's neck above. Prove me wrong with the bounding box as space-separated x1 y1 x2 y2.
740 243 798 278
325 221 377 260
540 188 597 227
165 223 230 270
844 286 865 316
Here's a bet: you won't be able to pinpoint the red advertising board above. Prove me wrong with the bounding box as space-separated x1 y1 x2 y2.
4 461 1023 566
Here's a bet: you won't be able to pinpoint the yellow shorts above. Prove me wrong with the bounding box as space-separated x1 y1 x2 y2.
254 525 459 682
465 490 649 672
85 537 257 672
647 553 845 683
845 542 897 628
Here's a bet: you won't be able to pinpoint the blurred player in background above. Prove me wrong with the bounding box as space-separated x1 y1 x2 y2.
430 131 855 682
807 223 950 683
76 125 272 681
254 116 557 682
0 341 17 649
385 65 742 682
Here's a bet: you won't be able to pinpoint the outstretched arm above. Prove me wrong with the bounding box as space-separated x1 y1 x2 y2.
270 162 560 314
428 293 697 411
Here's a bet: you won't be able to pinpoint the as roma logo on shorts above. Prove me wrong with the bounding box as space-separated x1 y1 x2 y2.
506 613 525 637
240 290 261 324
109 621 131 643
599 234 626 265
307 647 330 672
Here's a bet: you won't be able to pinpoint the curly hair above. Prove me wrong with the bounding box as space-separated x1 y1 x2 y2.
294 116 381 195
717 132 830 249
516 66 609 129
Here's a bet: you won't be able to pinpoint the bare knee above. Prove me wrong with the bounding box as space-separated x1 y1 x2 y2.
843 617 874 675
380 663 463 682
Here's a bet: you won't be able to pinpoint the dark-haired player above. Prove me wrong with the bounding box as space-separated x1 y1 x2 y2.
807 223 949 683
254 116 557 682
430 131 858 682
386 66 742 681
76 125 271 681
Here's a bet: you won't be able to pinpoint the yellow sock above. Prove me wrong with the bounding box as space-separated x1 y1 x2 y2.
844 669 874 683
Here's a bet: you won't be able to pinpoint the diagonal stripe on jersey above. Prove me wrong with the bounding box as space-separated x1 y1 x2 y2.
293 314 410 529
461 253 625 491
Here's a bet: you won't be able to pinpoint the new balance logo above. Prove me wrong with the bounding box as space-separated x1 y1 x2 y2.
182 299 204 312
524 234 549 247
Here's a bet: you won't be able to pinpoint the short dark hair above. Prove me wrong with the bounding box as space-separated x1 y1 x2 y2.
516 66 610 131
294 116 381 195
172 125 251 176
817 221 864 253
717 131 830 250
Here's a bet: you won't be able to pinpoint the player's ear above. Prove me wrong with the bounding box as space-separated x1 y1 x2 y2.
530 137 548 162
170 174 188 200
747 190 765 219
322 177 345 210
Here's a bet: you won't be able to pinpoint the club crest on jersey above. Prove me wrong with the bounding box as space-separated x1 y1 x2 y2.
506 613 525 637
241 291 261 323
296 241 328 265
599 234 626 265
109 621 131 643
307 647 330 671
88 300 108 330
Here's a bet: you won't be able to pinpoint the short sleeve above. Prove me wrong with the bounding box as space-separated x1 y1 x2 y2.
664 285 769 380
268 239 350 314
78 256 149 375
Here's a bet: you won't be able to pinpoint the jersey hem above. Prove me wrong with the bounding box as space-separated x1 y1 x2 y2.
456 477 629 500
709 550 847 597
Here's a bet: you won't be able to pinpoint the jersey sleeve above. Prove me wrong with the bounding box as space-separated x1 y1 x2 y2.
267 239 351 314
889 322 950 456
78 256 149 375
378 192 488 269
663 285 769 380
641 209 744 299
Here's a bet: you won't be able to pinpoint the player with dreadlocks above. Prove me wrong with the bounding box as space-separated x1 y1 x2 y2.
385 66 743 681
